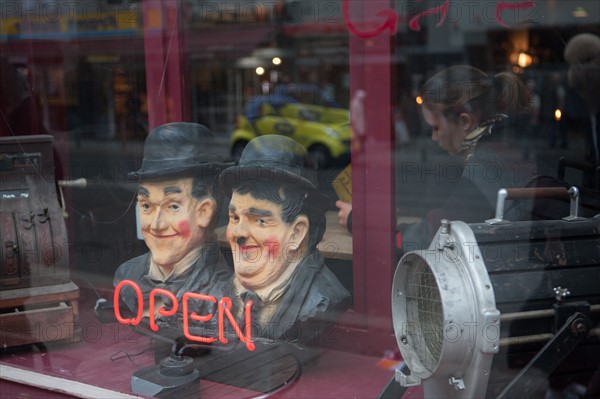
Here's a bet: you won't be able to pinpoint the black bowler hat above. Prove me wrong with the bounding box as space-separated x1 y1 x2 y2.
220 136 328 203
129 122 228 180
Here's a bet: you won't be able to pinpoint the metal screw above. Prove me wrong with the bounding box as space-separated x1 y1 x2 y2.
553 286 570 302
449 377 465 390
571 319 589 336
440 219 450 234
400 335 408 345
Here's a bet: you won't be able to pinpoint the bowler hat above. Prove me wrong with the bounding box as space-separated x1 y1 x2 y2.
220 136 328 203
129 122 228 180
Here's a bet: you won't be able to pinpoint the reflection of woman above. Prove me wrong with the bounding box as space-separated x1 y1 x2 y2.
564 33 600 170
401 65 536 249
0 58 46 136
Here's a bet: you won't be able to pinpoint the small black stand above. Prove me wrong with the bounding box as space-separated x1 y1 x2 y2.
132 354 200 397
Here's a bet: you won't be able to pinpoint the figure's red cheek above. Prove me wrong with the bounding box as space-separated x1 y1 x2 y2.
178 221 191 239
264 236 280 257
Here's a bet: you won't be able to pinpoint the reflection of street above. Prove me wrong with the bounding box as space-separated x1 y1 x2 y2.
65 127 590 280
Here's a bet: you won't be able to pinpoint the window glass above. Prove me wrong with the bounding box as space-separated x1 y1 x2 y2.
1 1 598 398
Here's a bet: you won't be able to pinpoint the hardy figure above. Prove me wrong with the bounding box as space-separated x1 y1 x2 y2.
220 135 351 345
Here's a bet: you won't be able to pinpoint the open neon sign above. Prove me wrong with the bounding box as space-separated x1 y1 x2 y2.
342 0 536 39
114 280 256 351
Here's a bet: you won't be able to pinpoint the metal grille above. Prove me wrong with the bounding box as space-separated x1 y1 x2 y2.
406 258 443 373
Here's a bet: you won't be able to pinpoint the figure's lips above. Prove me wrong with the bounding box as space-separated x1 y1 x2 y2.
239 245 260 254
149 233 179 239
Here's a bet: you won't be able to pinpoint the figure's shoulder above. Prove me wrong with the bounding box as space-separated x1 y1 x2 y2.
180 249 232 296
212 260 233 282
313 264 350 301
291 260 351 324
114 253 151 283
192 246 232 279
296 253 350 304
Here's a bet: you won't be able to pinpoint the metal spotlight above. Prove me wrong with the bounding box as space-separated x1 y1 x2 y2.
392 187 600 398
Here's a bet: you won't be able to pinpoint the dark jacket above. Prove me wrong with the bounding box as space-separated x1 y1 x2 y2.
224 250 351 346
113 238 232 326
400 125 538 251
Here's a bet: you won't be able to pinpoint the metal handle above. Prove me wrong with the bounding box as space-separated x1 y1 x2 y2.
58 178 87 188
503 187 570 200
485 186 582 225
57 178 87 218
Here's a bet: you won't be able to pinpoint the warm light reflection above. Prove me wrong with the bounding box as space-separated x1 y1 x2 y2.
554 109 562 121
255 67 265 75
517 52 533 68
272 57 282 65
415 96 423 105
572 6 589 17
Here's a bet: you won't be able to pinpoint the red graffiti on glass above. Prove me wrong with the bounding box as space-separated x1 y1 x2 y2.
342 0 398 39
114 280 256 351
495 0 535 28
343 0 536 37
409 0 449 32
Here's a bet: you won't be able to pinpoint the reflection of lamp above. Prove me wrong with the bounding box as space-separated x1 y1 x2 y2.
237 56 261 68
555 109 562 121
253 47 292 60
255 67 265 76
509 51 534 68
572 6 589 18
272 57 282 65
517 52 533 68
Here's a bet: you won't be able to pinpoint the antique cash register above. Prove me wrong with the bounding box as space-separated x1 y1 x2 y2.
0 135 80 346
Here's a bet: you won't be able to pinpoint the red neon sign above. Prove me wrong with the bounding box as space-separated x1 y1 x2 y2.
114 280 256 351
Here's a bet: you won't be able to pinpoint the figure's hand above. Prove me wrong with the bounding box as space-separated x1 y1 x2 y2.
335 200 353 229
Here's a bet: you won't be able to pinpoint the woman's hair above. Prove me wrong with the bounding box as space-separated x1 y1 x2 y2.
564 33 600 113
420 65 531 122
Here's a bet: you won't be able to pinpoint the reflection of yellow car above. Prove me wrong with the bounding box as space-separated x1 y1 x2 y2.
230 95 351 168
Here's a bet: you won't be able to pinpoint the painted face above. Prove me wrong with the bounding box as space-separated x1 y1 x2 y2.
137 178 207 270
226 192 302 290
422 106 466 155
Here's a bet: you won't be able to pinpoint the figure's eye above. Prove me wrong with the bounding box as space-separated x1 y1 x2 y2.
169 203 181 212
257 218 266 226
140 202 151 213
229 213 239 223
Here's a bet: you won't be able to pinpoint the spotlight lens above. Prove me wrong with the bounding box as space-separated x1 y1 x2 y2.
405 257 443 372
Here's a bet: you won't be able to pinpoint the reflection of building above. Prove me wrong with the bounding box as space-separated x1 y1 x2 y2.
3 0 599 136
187 25 277 133
1 2 146 137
